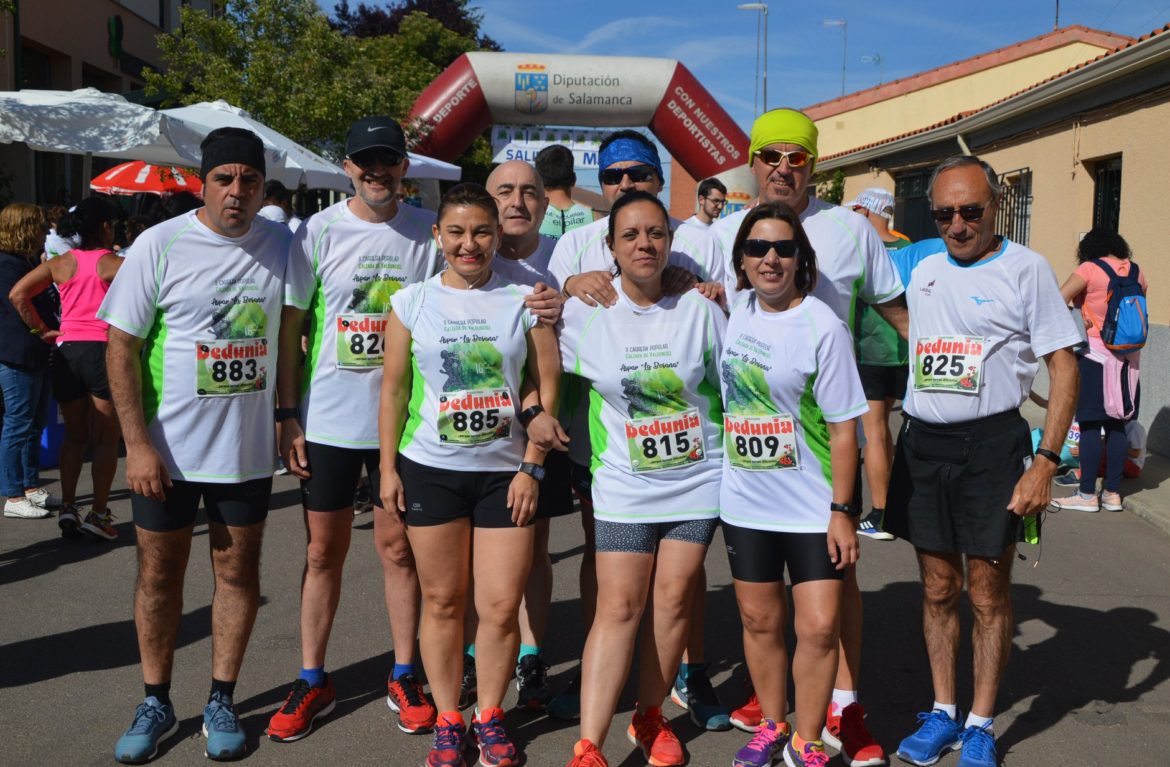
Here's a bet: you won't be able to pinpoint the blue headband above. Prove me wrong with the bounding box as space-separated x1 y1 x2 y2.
598 138 662 183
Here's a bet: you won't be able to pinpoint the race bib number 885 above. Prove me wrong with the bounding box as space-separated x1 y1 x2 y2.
437 388 515 446
913 335 985 393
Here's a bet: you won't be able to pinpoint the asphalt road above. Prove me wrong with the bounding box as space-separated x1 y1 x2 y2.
3 450 1169 767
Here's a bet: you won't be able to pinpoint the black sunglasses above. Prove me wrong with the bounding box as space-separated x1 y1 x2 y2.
348 148 404 170
930 204 986 223
599 165 658 185
742 239 799 259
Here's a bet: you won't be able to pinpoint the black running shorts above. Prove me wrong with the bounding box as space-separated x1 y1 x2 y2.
52 341 111 401
722 522 844 584
536 449 575 520
885 409 1033 558
301 441 382 512
398 454 526 528
132 477 272 533
857 363 908 402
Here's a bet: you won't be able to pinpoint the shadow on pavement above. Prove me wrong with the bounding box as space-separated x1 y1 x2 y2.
0 521 133 587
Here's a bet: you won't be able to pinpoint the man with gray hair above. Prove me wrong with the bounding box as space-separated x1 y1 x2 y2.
886 155 1079 767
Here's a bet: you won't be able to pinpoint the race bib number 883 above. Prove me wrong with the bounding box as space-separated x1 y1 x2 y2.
195 338 268 396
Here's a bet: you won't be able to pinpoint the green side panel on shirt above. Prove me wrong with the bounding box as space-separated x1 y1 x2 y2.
697 348 723 435
140 311 168 426
857 238 911 366
587 386 608 475
799 373 833 485
399 356 426 452
300 278 326 395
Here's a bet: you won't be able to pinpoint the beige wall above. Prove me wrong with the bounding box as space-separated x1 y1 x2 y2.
816 43 1112 158
837 96 1170 325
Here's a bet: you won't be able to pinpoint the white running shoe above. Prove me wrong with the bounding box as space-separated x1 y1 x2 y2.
4 497 52 518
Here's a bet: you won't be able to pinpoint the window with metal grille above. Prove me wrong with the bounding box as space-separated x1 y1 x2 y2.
1092 157 1122 233
996 168 1032 246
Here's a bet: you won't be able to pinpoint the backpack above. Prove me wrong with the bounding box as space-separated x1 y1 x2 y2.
1088 260 1148 352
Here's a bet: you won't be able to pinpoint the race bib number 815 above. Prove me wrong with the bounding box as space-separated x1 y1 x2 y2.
625 407 705 473
913 335 985 393
196 338 268 396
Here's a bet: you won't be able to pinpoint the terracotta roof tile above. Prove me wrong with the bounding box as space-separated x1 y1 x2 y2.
819 22 1170 162
805 25 1133 120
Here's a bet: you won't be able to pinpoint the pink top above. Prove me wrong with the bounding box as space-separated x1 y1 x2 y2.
1073 256 1148 342
57 248 113 343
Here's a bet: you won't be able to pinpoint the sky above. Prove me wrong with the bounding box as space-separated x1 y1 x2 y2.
322 1 1170 133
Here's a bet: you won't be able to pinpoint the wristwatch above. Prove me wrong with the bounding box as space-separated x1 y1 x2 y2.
518 404 545 427
518 462 546 481
830 502 860 518
275 407 300 422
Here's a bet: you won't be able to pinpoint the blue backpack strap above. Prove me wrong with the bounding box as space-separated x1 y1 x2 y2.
1094 259 1118 281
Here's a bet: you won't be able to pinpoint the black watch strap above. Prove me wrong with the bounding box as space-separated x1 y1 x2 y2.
275 407 300 422
831 502 860 518
1035 447 1061 466
518 461 546 481
518 404 545 427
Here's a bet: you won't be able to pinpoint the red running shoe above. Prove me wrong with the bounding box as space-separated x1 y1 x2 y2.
470 707 516 766
566 738 609 767
387 672 437 734
266 676 337 742
427 711 468 767
731 691 763 733
822 702 887 767
626 706 685 767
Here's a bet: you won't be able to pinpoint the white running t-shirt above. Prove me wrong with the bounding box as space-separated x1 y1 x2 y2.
558 282 726 523
98 212 290 482
710 198 904 326
393 273 537 472
719 294 868 532
491 236 559 290
285 200 439 448
903 239 1082 424
549 215 726 289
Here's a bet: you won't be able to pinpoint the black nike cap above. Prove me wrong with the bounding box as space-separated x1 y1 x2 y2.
345 116 407 158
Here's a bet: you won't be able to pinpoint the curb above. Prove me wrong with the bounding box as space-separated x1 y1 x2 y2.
1125 492 1170 538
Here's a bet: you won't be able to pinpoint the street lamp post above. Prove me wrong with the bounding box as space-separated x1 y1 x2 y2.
824 19 848 97
738 3 769 112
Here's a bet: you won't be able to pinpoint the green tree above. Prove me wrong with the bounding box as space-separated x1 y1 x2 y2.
814 168 846 205
145 0 488 170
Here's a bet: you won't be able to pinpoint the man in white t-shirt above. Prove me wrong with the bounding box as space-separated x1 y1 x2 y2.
710 109 904 762
267 116 441 741
104 128 290 764
886 156 1079 767
485 159 572 711
683 177 727 228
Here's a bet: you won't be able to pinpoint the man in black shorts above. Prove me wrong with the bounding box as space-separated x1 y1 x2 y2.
885 156 1079 767
101 128 291 763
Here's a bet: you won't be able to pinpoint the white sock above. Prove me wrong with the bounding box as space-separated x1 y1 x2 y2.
933 702 958 720
831 689 858 713
964 713 994 733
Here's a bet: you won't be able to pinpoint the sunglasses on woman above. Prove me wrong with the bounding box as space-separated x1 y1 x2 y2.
742 239 799 259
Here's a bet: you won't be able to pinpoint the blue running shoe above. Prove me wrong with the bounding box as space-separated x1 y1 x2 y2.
956 722 996 767
669 664 731 731
115 697 179 764
896 710 963 766
547 671 581 721
203 691 246 760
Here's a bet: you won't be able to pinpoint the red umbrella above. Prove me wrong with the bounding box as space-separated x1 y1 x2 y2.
90 160 202 196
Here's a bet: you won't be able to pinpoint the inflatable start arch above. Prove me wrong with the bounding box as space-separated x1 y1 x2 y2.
407 53 756 203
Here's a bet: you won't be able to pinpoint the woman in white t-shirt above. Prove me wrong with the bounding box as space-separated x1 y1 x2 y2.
718 203 867 767
377 184 563 767
559 191 727 767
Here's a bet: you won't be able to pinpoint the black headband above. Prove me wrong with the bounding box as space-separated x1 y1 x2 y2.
200 135 266 180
